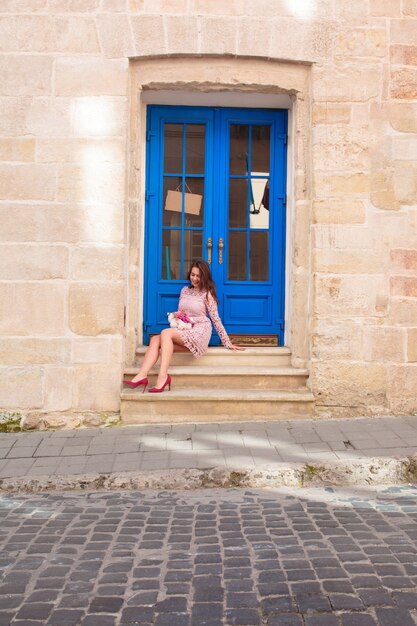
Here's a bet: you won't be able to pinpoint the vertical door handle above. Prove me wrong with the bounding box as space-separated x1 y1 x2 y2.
207 237 212 264
218 238 224 265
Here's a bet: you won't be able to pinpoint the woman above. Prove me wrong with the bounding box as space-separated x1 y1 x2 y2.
123 259 245 393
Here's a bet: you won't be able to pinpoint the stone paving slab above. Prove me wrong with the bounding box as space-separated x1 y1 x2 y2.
0 416 416 492
0 486 417 625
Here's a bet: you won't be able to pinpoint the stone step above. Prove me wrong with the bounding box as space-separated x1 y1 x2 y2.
135 346 292 367
120 388 315 424
123 366 310 390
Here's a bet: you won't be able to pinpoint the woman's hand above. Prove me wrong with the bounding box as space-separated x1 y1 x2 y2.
229 343 246 351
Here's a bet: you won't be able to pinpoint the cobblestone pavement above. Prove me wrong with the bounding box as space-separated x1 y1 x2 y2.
0 486 417 625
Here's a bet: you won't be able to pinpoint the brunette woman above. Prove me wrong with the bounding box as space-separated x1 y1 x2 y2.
123 259 244 393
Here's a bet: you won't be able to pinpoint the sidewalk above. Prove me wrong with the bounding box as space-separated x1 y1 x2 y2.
1 415 417 492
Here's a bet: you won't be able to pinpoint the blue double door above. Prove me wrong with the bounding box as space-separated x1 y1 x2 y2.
144 105 288 345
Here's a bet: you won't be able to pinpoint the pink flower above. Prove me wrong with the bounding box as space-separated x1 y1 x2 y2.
174 311 191 324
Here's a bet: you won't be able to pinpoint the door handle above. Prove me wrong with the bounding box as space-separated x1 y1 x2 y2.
218 238 224 265
207 237 212 264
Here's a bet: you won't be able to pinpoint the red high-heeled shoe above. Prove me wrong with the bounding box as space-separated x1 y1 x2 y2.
148 374 171 393
122 377 148 393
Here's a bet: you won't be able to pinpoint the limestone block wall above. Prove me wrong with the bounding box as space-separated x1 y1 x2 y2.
309 1 417 416
0 0 128 413
0 0 416 417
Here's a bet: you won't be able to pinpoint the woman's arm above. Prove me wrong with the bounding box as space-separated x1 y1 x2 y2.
206 293 245 351
177 287 186 312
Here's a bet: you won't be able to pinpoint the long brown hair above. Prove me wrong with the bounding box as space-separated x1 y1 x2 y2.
187 259 218 303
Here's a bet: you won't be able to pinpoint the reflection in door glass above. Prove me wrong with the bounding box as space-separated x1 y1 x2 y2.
162 122 206 281
252 125 270 172
229 124 249 175
163 177 204 228
249 177 269 230
250 231 269 281
162 230 181 280
228 179 248 229
228 231 247 281
228 122 271 281
184 177 204 227
186 125 206 174
184 230 203 278
164 123 183 173
163 176 182 227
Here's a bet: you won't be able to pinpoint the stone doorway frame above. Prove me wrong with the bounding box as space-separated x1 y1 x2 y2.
126 55 312 369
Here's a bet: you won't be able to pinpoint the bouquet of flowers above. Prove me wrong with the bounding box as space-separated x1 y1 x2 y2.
167 311 193 330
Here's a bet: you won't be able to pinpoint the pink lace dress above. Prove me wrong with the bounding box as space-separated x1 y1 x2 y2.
175 286 233 358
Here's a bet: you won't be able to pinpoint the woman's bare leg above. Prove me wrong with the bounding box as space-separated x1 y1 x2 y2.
131 335 161 382
132 334 189 383
155 328 185 388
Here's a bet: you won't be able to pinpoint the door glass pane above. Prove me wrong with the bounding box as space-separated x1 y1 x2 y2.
250 231 268 281
184 230 203 278
186 124 205 174
249 177 269 230
228 231 247 281
163 176 182 227
228 178 248 228
251 125 270 173
162 230 181 280
164 123 183 173
229 124 249 175
184 177 204 227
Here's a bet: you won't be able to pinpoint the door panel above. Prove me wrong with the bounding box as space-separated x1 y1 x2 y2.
225 295 272 325
144 105 287 345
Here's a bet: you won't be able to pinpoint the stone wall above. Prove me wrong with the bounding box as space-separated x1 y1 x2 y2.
309 1 417 416
0 0 416 417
